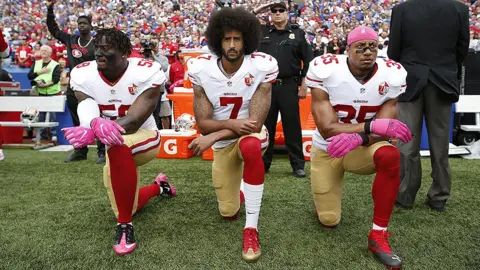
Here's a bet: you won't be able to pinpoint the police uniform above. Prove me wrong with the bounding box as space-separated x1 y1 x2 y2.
257 2 314 176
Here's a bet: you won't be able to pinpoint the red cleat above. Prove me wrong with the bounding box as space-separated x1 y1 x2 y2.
242 227 261 262
368 230 402 269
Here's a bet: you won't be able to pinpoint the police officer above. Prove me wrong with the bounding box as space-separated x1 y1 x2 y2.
253 1 314 178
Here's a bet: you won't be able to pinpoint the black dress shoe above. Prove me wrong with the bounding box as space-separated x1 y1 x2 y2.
96 152 106 164
64 150 87 163
426 200 445 212
293 169 306 178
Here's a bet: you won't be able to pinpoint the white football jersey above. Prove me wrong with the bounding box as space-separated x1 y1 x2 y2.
305 54 407 151
187 52 279 149
70 58 166 131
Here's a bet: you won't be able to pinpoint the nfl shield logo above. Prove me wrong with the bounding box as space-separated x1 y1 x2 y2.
378 82 390 95
128 84 138 95
244 73 255 86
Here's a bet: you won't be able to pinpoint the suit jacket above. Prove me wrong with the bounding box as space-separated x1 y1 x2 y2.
387 0 469 102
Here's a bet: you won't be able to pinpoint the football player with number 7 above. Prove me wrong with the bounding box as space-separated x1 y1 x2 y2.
187 7 278 262
62 28 176 256
305 26 412 270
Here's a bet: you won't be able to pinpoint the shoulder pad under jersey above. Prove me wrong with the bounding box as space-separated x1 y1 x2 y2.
130 58 162 82
309 54 338 79
187 54 213 74
382 59 407 87
70 60 96 85
250 52 278 72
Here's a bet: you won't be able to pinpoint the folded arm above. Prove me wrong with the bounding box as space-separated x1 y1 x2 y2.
193 84 238 140
248 82 272 132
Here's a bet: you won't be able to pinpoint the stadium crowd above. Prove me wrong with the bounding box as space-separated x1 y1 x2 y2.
1 0 479 68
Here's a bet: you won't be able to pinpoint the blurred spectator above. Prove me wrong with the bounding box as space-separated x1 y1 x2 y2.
0 58 13 81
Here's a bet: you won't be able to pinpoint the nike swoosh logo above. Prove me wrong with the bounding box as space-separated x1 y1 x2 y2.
125 243 135 249
247 212 255 215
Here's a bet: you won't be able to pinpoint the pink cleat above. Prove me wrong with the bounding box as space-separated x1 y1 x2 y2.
154 173 177 197
113 223 136 256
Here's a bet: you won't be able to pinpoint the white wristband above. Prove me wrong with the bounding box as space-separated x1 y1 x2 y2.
78 98 100 128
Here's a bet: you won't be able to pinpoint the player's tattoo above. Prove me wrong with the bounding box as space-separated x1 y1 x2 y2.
249 82 271 128
193 84 213 122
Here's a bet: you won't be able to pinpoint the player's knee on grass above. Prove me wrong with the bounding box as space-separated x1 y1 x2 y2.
312 176 342 226
218 201 240 218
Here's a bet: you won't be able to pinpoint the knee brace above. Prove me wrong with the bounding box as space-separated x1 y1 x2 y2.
312 176 342 226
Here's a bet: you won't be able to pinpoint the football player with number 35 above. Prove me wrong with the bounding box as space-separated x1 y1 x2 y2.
63 28 176 256
187 7 278 262
306 26 412 270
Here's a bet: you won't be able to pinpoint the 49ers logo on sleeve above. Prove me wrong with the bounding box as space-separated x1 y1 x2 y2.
378 81 389 95
128 83 138 95
244 73 255 86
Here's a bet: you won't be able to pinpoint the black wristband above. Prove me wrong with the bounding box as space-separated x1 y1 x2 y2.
364 120 372 134
358 132 369 146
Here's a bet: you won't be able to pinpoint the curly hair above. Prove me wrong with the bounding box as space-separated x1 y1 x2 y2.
94 28 132 56
205 7 262 58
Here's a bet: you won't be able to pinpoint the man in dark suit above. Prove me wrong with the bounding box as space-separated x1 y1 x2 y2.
388 0 469 212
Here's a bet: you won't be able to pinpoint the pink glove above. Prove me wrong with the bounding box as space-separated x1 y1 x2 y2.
369 119 412 143
90 117 126 146
62 126 95 149
326 133 364 158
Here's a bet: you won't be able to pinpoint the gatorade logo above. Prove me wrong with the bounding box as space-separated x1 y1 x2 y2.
303 140 312 157
164 139 178 155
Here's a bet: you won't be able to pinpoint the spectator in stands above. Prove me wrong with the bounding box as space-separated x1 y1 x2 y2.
58 58 69 94
388 0 470 212
0 58 13 82
27 45 61 142
16 37 33 68
326 36 346 54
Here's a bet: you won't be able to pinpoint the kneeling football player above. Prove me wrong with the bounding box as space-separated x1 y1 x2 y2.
63 28 176 256
306 26 412 269
187 7 278 262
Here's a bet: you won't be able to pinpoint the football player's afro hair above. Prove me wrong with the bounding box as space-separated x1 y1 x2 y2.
206 7 262 58
94 28 132 56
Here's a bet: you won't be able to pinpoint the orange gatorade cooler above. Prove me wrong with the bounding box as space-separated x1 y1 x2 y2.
202 147 214 160
166 88 194 122
302 130 315 161
157 129 198 159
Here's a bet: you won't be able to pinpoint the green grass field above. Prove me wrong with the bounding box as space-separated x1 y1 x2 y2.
1 149 479 270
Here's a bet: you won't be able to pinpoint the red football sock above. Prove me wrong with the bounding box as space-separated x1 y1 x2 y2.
108 145 138 223
136 184 161 211
372 146 400 228
240 137 264 185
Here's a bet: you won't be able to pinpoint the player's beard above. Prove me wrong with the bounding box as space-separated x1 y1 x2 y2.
221 48 244 63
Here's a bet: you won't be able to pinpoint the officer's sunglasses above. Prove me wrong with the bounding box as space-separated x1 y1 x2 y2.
272 9 286 13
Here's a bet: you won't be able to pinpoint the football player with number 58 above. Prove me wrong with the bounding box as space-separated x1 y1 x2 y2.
63 28 176 256
306 26 412 270
187 7 278 262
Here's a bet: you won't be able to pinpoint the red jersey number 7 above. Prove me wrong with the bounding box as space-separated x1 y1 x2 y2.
219 97 243 119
